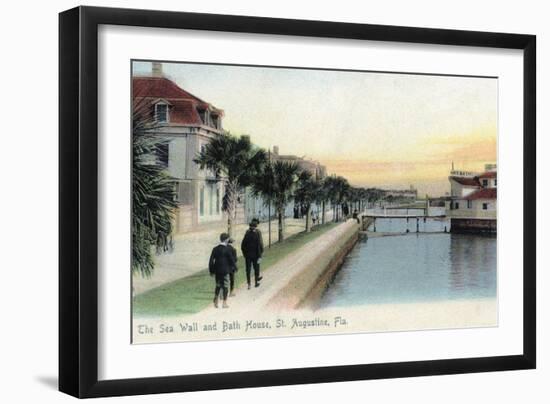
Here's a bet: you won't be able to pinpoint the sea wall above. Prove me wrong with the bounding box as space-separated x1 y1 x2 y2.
266 219 364 310
451 218 497 234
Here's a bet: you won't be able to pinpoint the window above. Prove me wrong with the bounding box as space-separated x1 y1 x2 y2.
482 203 488 210
216 187 220 213
467 200 472 209
494 179 497 187
155 103 168 123
173 182 179 202
455 202 459 209
198 109 206 124
176 182 193 205
208 184 213 215
211 114 219 129
199 186 205 216
482 179 488 187
156 143 169 167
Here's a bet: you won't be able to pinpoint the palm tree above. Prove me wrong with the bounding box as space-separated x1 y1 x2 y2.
366 187 384 207
131 88 182 277
347 187 356 212
270 161 300 242
316 177 331 225
357 187 369 211
294 170 320 232
323 176 337 222
323 175 349 222
194 133 266 237
132 132 178 277
349 187 364 212
250 159 275 246
252 161 299 242
334 176 351 222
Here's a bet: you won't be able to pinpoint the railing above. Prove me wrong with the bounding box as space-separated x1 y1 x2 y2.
446 209 496 220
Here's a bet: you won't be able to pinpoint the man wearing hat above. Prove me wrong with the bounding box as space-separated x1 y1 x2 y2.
240 219 264 289
208 232 236 308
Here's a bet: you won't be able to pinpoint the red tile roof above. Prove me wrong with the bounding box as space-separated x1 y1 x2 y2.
466 188 497 200
132 77 222 126
450 176 480 187
133 77 205 103
478 171 497 179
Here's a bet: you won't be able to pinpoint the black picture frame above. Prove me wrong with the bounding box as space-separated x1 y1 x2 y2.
59 6 536 398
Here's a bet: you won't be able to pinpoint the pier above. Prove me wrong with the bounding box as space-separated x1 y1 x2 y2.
361 212 447 233
362 213 445 219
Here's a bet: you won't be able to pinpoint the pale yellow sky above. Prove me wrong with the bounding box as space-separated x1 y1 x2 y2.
134 62 497 196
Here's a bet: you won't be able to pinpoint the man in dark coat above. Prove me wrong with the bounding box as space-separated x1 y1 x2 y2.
342 202 350 218
209 232 236 308
227 238 238 297
251 218 264 247
241 220 264 289
352 209 360 224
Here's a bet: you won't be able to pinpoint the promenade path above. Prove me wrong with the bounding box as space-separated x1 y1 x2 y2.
133 215 332 295
132 220 361 343
198 220 357 319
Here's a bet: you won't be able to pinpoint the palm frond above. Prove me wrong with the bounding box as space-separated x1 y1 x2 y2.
132 133 177 277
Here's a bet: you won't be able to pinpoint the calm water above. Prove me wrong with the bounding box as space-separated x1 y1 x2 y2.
320 219 497 307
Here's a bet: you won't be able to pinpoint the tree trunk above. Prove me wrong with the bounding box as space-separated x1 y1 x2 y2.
305 205 311 232
226 180 238 237
321 201 326 225
278 207 284 242
268 200 272 248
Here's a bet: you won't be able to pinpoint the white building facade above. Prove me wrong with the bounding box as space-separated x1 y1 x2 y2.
133 63 232 234
446 165 497 232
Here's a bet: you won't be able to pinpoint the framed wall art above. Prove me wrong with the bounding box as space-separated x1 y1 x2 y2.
59 6 536 398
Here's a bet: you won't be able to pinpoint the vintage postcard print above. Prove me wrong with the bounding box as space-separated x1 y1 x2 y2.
131 60 497 344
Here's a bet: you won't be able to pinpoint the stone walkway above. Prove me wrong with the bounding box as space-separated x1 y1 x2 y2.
133 216 331 295
197 220 356 319
132 220 361 343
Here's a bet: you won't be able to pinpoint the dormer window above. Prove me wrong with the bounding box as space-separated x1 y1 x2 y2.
211 114 220 129
155 103 169 123
197 109 207 125
197 108 221 129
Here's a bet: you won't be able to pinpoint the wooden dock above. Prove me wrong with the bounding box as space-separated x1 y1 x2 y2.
362 214 446 219
361 214 448 233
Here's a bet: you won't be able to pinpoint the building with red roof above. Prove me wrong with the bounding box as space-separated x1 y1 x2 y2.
465 188 497 201
449 175 481 198
133 62 228 233
446 164 497 233
133 75 224 128
477 170 497 189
